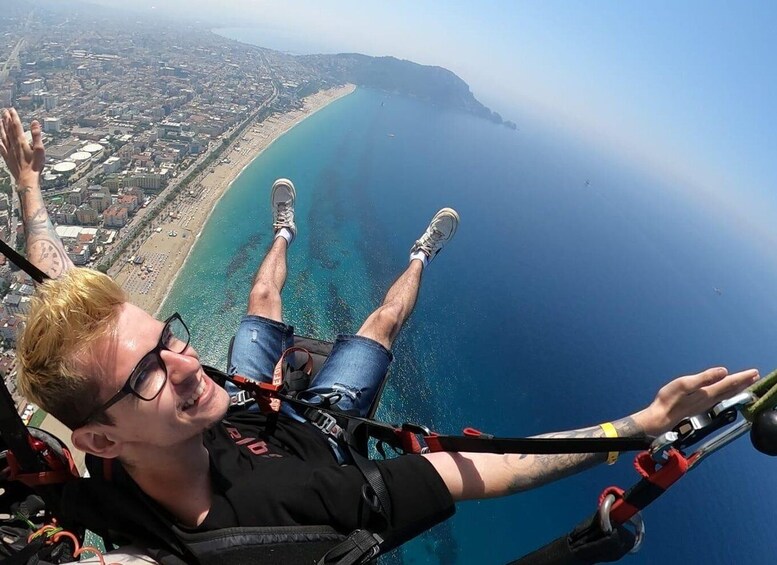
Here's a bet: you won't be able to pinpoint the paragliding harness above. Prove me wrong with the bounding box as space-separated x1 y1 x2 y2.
2 238 777 564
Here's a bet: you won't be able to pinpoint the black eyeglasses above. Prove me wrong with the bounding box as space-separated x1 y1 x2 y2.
76 313 191 428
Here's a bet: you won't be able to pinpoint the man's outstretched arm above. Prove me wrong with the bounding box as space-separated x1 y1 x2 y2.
0 108 73 279
424 367 759 501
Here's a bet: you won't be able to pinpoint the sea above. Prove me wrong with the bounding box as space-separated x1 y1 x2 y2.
159 87 777 564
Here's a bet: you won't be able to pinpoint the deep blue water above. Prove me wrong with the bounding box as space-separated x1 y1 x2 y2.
160 88 777 564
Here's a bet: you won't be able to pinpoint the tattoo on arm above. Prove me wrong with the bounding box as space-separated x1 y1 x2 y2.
17 186 73 279
16 185 31 219
507 417 645 494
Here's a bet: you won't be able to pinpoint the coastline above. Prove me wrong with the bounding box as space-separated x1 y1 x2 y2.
111 84 356 315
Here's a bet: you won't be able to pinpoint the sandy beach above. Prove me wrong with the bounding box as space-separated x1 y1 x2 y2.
35 85 356 470
112 84 356 315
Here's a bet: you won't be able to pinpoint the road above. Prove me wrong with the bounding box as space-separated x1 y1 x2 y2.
0 38 24 86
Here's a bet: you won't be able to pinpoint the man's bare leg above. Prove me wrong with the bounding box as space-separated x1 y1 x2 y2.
357 207 460 350
357 260 423 349
248 236 288 322
247 179 297 322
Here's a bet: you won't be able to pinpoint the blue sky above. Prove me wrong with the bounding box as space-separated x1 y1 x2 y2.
99 1 776 236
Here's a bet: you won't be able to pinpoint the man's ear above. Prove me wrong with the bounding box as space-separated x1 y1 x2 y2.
71 426 122 459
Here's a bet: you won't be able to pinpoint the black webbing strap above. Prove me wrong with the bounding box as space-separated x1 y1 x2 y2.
207 366 655 457
423 434 652 455
349 443 393 521
301 407 393 524
509 515 637 565
0 238 49 283
317 529 383 565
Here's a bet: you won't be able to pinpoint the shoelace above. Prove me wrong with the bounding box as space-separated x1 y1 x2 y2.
273 203 294 228
416 228 444 255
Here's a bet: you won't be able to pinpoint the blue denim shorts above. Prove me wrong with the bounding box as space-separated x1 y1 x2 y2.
227 315 393 422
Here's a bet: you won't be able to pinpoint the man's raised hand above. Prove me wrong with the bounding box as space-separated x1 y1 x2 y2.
633 366 759 437
0 108 45 185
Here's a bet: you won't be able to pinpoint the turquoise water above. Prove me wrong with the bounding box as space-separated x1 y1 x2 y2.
161 88 777 564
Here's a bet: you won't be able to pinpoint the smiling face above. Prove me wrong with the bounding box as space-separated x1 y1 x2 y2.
73 302 230 459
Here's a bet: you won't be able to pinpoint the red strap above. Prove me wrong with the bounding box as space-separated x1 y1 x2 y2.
633 449 689 489
598 485 626 507
398 430 424 454
233 347 314 414
266 347 313 413
9 468 78 487
6 441 79 488
606 449 690 525
395 429 442 454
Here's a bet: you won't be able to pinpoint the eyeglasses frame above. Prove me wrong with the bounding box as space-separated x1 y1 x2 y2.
75 312 190 428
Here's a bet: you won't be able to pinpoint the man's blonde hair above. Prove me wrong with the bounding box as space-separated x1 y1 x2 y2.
17 268 126 429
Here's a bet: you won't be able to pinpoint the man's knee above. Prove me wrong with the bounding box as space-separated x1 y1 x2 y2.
248 281 281 318
358 302 403 346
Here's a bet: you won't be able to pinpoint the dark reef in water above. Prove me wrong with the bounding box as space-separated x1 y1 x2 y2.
220 288 237 311
225 232 264 278
326 281 355 333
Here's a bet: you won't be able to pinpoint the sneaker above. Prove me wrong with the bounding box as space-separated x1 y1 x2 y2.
271 178 296 239
410 207 460 263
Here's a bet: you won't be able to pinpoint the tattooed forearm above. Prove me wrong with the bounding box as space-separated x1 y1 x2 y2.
28 238 70 278
506 416 645 494
26 206 56 237
16 185 74 278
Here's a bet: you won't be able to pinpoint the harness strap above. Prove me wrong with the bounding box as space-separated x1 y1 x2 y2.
304 407 346 439
6 434 79 488
267 347 313 413
606 449 689 526
209 365 655 457
348 440 393 521
317 529 383 565
0 379 78 520
520 449 690 564
509 514 638 565
421 433 651 455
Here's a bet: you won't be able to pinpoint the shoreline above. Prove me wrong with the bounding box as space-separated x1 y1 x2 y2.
111 84 357 315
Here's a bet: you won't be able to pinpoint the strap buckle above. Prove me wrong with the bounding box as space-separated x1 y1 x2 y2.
399 422 433 454
308 409 344 439
317 529 383 564
229 390 253 408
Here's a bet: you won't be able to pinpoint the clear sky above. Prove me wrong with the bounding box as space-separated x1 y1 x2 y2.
94 0 777 238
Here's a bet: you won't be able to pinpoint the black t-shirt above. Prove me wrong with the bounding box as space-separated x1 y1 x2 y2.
198 411 454 548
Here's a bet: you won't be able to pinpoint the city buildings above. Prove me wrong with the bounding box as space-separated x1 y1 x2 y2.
0 2 332 410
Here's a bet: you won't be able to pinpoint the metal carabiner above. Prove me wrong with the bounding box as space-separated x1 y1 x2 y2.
598 493 646 554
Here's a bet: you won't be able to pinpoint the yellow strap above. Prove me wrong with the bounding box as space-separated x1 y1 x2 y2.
600 422 619 465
